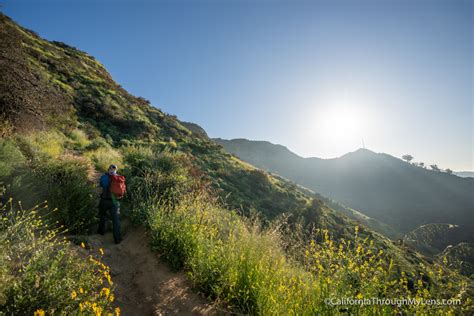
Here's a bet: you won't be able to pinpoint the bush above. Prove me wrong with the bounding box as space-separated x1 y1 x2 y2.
0 137 97 228
125 151 193 224
85 146 123 173
66 128 91 150
121 145 155 176
0 199 117 314
0 139 47 209
25 131 67 158
85 137 109 151
33 156 96 233
0 140 25 178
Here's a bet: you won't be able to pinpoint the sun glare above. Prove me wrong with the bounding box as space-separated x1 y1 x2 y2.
320 106 365 142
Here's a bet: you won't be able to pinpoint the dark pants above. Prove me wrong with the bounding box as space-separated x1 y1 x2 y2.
98 198 121 244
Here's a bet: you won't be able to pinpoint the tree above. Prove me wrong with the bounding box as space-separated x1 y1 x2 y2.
402 154 414 163
430 164 440 172
445 168 453 174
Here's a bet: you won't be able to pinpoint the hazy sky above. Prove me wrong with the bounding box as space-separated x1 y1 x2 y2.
3 0 473 170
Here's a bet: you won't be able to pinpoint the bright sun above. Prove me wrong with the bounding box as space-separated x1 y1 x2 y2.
320 107 365 142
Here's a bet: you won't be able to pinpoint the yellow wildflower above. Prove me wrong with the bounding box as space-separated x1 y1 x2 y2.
92 304 102 316
34 309 45 316
79 287 84 294
99 248 104 256
107 275 113 285
101 287 110 298
115 307 121 316
71 290 77 299
81 242 85 248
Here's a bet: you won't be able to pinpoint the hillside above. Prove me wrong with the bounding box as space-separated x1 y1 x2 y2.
215 138 474 238
440 243 474 277
0 12 309 226
1 12 473 314
403 223 472 256
0 12 387 242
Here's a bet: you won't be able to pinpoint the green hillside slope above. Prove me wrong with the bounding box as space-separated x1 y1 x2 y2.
0 12 372 242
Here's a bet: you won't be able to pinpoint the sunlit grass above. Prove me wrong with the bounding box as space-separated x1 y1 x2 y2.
85 146 123 172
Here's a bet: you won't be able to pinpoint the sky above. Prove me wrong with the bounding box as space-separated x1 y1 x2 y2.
3 0 473 170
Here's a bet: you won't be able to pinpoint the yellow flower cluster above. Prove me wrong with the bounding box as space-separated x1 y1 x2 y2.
69 251 117 314
88 254 113 286
1 198 120 315
302 226 470 314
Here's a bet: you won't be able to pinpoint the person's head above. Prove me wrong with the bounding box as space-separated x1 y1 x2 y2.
108 164 118 175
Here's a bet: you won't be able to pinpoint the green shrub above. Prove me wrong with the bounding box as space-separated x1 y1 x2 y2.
0 140 25 178
121 145 155 175
1 135 96 233
66 128 91 150
0 139 43 209
85 146 123 173
25 131 67 158
0 200 117 315
125 152 193 224
85 137 109 151
33 156 95 233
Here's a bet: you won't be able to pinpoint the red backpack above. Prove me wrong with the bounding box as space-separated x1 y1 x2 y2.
109 174 126 199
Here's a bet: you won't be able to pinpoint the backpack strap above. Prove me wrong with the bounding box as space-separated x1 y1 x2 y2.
101 173 112 200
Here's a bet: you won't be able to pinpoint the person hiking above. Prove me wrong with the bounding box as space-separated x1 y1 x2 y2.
98 164 126 244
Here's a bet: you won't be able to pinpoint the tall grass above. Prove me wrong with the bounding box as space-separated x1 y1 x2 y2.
33 156 96 233
1 135 96 234
66 128 91 150
23 131 67 158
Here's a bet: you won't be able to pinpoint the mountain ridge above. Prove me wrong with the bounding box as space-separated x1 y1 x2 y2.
215 137 474 238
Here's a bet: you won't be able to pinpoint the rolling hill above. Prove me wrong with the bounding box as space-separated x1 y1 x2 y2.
215 138 474 239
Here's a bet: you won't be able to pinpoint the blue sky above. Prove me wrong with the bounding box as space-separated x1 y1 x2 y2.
3 0 473 170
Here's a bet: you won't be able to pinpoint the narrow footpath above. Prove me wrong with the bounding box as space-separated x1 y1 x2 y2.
84 224 217 315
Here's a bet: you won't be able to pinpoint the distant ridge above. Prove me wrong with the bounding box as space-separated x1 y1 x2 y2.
215 138 474 239
455 171 474 178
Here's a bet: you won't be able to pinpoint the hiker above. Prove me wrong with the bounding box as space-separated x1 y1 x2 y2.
98 164 126 244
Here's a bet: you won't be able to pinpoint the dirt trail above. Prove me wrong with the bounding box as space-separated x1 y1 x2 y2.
84 224 217 315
